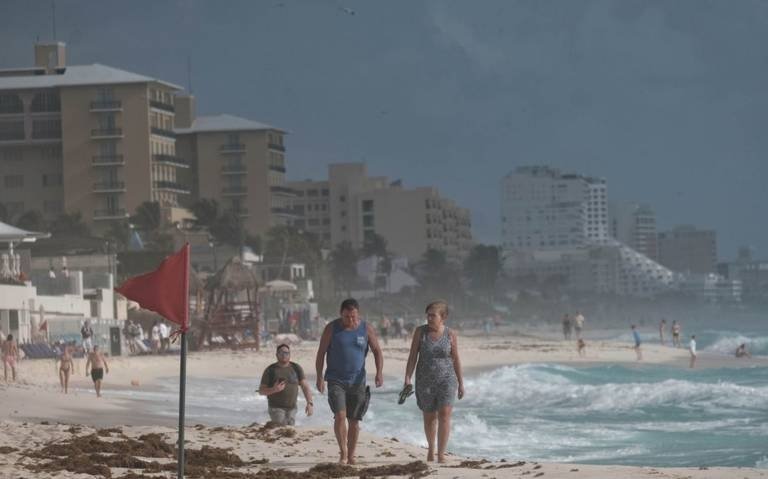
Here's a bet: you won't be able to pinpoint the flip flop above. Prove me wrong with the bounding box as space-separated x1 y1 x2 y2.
398 384 414 405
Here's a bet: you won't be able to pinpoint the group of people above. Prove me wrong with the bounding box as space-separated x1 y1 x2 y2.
633 322 698 367
376 315 411 345
657 319 683 347
122 319 171 355
258 298 464 465
561 311 586 340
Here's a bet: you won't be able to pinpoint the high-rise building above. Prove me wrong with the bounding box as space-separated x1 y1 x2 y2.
501 166 675 297
500 166 608 252
174 96 294 236
287 163 472 263
609 202 658 260
0 43 187 228
657 225 717 274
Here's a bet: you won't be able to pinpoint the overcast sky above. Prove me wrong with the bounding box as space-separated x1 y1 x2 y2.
2 0 767 259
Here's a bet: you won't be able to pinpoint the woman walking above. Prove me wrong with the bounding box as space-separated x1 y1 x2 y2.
403 300 464 463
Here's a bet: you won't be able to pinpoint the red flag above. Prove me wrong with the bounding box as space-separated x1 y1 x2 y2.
116 244 190 332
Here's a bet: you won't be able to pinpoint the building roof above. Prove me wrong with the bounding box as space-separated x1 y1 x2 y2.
175 114 285 134
0 63 182 91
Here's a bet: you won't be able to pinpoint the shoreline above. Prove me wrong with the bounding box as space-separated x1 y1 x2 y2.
1 332 767 478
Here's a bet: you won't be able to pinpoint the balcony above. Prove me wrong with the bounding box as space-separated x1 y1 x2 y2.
220 143 245 153
93 181 126 193
149 100 175 113
269 164 286 173
271 206 299 218
153 181 190 194
90 100 122 111
268 143 285 152
92 154 125 166
151 126 176 139
93 208 129 220
222 185 247 196
221 164 247 174
270 185 297 197
91 128 123 139
153 154 189 168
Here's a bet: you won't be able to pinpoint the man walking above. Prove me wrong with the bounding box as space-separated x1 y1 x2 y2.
316 298 384 465
573 311 585 339
631 324 643 361
259 344 313 425
81 320 94 353
689 335 697 369
85 345 109 397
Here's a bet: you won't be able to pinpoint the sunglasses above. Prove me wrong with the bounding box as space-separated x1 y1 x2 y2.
277 350 290 356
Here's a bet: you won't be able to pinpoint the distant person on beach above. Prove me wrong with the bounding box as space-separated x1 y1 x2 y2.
380 316 391 346
689 335 697 368
404 300 464 463
57 345 75 393
259 344 313 426
659 319 667 345
562 314 572 340
85 345 109 397
150 321 161 353
671 320 681 348
573 312 585 339
316 298 384 465
735 343 751 358
80 320 94 353
577 338 586 357
159 321 170 352
631 325 642 361
2 334 19 382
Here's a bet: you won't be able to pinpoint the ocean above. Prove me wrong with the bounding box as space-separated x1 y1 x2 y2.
98 328 768 469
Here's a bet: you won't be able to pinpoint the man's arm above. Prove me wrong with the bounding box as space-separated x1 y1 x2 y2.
315 322 333 393
367 322 384 388
85 355 91 376
103 354 109 373
299 378 314 416
450 330 464 399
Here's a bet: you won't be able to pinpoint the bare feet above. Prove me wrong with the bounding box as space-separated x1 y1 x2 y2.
338 452 347 464
427 451 435 462
437 454 447 463
347 456 356 465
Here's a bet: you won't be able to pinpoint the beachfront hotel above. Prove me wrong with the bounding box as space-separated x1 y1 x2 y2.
174 97 295 237
287 163 473 263
0 42 189 231
500 166 676 296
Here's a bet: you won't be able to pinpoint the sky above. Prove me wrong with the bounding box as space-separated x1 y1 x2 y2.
2 0 767 260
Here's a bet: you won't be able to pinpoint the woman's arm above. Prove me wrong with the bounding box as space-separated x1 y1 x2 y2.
404 326 421 385
450 330 464 399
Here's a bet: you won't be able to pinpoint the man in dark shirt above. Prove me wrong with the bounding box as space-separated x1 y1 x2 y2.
259 344 313 425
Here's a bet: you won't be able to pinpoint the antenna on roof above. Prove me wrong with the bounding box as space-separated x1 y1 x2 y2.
186 56 193 94
51 0 57 40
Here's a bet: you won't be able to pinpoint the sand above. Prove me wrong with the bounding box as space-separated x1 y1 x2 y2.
1 329 766 478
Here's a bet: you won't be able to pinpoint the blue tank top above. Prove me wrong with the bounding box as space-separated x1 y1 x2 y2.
324 319 368 385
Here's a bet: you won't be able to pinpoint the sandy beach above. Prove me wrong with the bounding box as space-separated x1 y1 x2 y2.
1 329 767 478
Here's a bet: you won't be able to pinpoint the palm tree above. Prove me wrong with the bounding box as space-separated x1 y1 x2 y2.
190 198 219 229
463 244 502 303
330 241 358 297
0 203 8 223
130 201 162 233
15 210 45 231
50 212 90 236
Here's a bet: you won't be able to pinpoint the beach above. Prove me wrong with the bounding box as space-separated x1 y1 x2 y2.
1 329 767 478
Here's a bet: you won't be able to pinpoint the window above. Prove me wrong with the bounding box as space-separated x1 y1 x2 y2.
30 91 60 112
321 188 329 196
42 174 63 187
32 118 61 139
0 120 25 141
0 93 23 114
363 215 374 227
339 195 346 202
362 199 374 213
4 201 24 216
227 132 240 145
307 189 318 197
4 175 23 188
2 149 22 161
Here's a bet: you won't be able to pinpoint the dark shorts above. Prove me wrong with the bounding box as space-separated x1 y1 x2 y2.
91 368 104 382
327 382 369 420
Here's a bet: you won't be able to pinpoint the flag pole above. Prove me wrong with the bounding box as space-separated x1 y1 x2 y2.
177 330 187 478
177 243 190 479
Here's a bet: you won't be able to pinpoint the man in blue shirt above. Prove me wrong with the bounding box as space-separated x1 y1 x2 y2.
316 298 384 465
631 324 642 361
